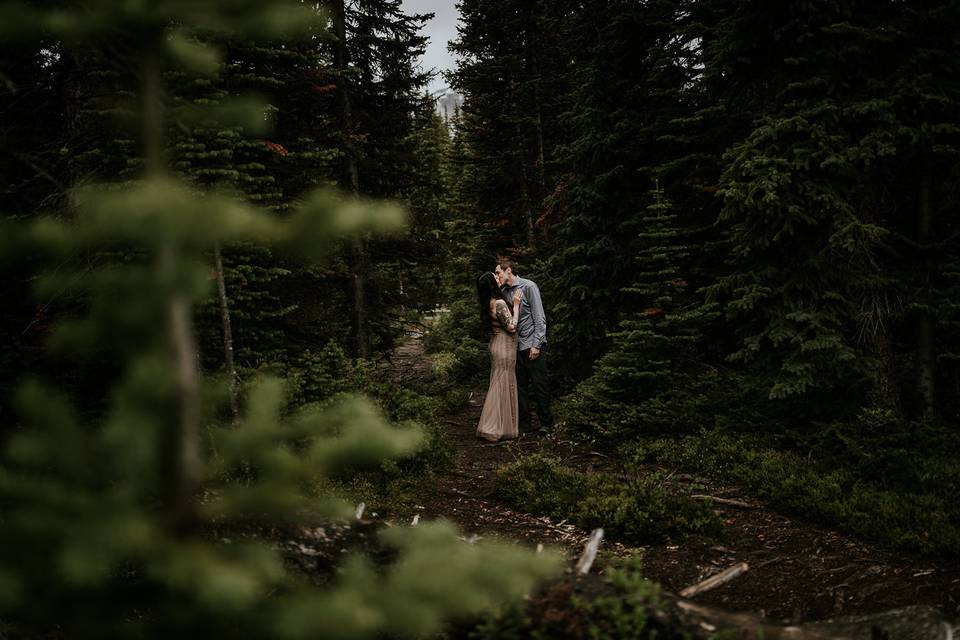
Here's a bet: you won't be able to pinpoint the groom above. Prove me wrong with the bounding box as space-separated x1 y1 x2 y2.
496 257 553 435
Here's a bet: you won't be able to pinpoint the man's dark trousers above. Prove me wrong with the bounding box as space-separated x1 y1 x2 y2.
517 346 553 432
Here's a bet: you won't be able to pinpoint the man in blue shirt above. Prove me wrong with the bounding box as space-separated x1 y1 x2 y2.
496 257 553 434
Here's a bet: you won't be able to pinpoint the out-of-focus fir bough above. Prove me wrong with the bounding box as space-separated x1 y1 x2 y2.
0 1 560 637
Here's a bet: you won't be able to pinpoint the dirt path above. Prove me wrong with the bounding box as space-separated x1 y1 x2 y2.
390 337 960 625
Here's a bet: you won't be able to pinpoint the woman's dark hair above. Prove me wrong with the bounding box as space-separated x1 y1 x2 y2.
476 272 509 336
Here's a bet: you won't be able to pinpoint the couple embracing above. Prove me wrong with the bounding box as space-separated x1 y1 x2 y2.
475 258 553 442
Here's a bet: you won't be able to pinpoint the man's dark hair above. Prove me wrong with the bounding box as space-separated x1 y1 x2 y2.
496 255 518 274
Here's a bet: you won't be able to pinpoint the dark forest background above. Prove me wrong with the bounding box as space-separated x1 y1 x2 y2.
1 0 959 636
436 0 960 556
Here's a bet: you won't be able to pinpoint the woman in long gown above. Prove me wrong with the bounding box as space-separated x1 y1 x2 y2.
475 272 523 442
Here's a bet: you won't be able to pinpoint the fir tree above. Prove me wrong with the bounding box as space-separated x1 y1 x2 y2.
712 0 960 418
563 182 719 441
448 0 567 251
540 0 707 384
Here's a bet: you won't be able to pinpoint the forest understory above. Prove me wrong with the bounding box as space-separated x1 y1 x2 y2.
368 332 960 638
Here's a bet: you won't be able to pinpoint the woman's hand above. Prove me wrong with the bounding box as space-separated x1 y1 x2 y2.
512 289 523 305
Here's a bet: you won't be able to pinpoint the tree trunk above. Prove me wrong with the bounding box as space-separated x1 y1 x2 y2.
917 143 935 418
864 328 901 416
860 183 901 415
144 47 201 528
533 82 546 244
509 79 534 249
332 0 370 358
214 242 239 422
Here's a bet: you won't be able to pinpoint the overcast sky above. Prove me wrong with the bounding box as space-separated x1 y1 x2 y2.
400 0 459 96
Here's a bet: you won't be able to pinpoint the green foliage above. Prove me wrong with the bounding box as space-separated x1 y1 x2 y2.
631 427 960 557
559 183 721 442
495 455 721 545
0 2 561 636
285 340 353 405
277 521 561 640
442 0 960 566
447 0 569 252
536 0 715 386
423 299 489 385
468 556 692 640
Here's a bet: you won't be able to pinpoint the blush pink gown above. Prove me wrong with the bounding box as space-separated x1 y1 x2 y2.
476 306 519 442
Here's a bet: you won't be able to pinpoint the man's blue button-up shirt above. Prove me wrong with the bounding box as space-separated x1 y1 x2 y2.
502 276 547 351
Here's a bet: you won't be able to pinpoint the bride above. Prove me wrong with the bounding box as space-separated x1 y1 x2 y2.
475 271 522 442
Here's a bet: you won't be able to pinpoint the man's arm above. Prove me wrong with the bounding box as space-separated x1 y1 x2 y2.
526 282 547 349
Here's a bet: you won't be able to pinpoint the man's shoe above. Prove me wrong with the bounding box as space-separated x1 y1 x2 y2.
536 427 549 436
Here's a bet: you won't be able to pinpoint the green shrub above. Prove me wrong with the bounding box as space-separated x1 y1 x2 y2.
630 431 960 557
423 299 477 353
438 385 471 413
431 351 458 379
811 409 960 498
286 339 353 404
468 556 693 640
495 455 589 516
422 299 488 385
558 368 785 445
495 455 720 545
394 420 455 475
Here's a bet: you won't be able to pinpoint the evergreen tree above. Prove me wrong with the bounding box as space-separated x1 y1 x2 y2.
448 0 567 251
323 0 436 356
393 97 451 312
539 0 707 384
712 0 960 418
563 183 719 441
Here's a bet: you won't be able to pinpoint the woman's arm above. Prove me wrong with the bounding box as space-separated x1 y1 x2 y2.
495 300 518 332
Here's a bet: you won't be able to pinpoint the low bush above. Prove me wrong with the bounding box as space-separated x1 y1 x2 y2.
423 299 488 385
558 368 790 445
495 455 720 545
630 430 960 557
467 557 714 640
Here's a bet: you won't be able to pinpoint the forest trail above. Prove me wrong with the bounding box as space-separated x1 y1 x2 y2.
387 334 960 627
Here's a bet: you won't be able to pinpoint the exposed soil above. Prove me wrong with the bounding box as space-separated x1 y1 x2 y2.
389 336 960 627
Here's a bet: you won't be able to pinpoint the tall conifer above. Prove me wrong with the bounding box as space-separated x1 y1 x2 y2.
564 182 719 440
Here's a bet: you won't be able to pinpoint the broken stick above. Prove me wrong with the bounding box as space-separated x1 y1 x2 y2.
575 528 604 575
690 495 756 509
680 562 749 598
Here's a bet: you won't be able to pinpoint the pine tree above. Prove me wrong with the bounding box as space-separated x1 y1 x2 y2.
563 182 719 441
322 0 436 356
393 97 452 312
711 0 960 418
448 0 567 251
539 0 707 384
